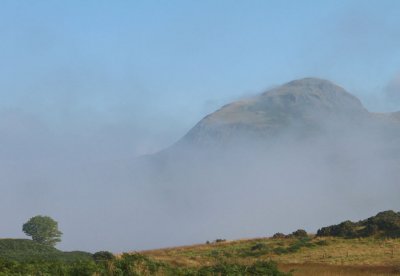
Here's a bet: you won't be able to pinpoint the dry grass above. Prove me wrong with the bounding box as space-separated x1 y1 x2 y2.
272 237 400 266
139 236 400 275
279 263 400 276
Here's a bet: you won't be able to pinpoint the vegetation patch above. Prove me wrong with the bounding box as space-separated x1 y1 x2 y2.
1 210 399 275
0 239 92 262
317 210 400 238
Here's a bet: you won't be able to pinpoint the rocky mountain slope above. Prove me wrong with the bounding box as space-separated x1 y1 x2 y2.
161 78 398 152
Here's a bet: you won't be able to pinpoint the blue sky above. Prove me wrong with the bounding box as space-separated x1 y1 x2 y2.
0 0 399 151
1 1 400 155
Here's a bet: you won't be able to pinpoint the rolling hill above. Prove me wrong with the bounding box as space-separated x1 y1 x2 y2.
140 210 400 276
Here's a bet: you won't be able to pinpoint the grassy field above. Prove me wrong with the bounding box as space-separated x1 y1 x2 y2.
2 212 400 275
1 237 399 275
140 236 400 275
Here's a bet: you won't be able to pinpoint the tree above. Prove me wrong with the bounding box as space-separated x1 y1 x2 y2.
22 215 62 246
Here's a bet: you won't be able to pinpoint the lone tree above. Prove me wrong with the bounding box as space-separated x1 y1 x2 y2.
22 215 62 247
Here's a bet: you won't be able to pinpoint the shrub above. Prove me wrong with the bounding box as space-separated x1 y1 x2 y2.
364 210 400 237
316 210 400 239
272 233 286 239
214 239 226 243
93 251 115 263
273 247 288 255
251 243 267 251
114 253 166 275
247 260 292 276
317 220 357 238
291 229 308 238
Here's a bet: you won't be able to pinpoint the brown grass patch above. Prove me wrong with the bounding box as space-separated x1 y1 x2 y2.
279 263 400 276
136 236 400 275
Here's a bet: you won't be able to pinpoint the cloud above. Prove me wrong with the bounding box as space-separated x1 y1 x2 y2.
384 73 400 106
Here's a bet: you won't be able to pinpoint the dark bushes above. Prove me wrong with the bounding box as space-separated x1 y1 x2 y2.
290 229 308 238
272 233 286 239
93 251 115 263
272 229 308 239
317 210 400 238
214 239 226 243
317 220 357 238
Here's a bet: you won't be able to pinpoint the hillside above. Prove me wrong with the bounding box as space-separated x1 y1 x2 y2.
1 211 400 275
0 239 92 262
0 240 290 275
142 236 400 275
141 211 400 275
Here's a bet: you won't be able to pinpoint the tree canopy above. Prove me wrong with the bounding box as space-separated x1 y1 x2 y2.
22 216 62 247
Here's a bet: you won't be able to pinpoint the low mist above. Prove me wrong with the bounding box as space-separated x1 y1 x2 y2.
2 89 399 253
1 1 400 254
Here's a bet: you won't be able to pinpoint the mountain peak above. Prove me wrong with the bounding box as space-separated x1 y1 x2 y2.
282 78 348 95
179 78 368 147
261 78 363 110
286 77 337 87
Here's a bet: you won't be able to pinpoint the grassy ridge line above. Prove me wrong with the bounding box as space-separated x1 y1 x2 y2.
140 236 400 268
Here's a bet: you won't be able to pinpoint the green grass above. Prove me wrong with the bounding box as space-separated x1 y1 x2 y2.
1 236 399 275
142 236 400 275
0 239 92 262
2 210 400 275
0 239 290 275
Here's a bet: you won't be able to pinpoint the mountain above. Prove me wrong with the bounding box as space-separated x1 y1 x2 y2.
141 77 400 185
125 78 400 252
170 78 397 149
146 77 400 166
